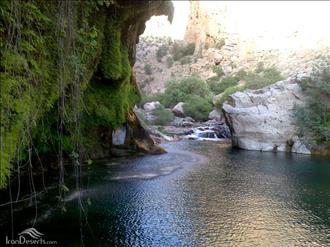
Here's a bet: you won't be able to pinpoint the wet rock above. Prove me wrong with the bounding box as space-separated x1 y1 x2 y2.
112 126 126 145
125 111 166 155
201 120 231 138
172 117 195 127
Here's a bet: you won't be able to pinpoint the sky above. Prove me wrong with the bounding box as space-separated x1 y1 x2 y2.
142 1 330 50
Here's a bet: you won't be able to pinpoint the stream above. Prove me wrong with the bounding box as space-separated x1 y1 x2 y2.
0 141 330 246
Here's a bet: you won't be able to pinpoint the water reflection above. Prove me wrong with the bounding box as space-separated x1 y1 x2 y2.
0 141 329 246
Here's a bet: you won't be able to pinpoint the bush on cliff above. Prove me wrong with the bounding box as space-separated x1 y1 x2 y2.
171 42 195 61
245 67 283 89
294 62 330 146
156 44 168 62
215 66 283 109
208 75 240 95
144 64 152 75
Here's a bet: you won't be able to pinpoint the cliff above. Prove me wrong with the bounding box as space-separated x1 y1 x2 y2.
222 62 330 155
0 0 173 188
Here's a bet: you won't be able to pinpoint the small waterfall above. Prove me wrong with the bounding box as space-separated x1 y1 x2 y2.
185 126 223 141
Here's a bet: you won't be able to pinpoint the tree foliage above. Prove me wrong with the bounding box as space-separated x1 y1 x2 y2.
171 42 195 61
183 95 212 121
152 105 174 125
295 62 330 145
161 75 211 108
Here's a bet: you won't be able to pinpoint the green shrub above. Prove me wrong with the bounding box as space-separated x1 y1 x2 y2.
183 95 212 121
208 75 239 95
180 56 191 65
180 76 211 98
152 105 174 125
207 76 221 94
144 64 152 75
294 63 330 145
166 56 174 68
140 79 149 89
215 67 282 109
245 67 283 89
212 65 224 77
161 79 186 108
219 76 240 93
236 69 247 80
255 61 265 73
214 85 246 109
171 42 195 61
156 44 168 62
161 75 211 108
215 38 225 50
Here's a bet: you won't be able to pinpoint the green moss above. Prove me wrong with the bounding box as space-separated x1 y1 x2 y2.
0 0 142 188
84 76 139 127
100 26 123 80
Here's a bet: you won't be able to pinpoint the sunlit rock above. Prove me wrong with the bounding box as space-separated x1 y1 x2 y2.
222 77 312 154
172 102 186 117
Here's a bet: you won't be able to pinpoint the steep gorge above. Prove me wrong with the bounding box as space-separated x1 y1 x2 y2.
0 1 173 188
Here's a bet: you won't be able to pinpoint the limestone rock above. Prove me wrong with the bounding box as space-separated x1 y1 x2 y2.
172 117 195 127
291 137 311 155
208 109 222 122
222 77 311 154
144 101 161 112
172 102 186 117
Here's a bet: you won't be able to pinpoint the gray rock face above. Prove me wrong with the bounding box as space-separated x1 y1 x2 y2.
291 136 311 154
172 117 194 127
222 77 311 154
208 109 222 122
172 102 186 117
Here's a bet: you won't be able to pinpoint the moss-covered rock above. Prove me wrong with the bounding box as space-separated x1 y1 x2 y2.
0 0 173 188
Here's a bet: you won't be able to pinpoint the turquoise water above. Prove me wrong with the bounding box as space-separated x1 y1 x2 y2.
1 141 330 246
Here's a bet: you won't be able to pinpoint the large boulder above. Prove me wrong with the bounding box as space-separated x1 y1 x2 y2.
208 109 222 122
144 101 161 112
172 102 186 117
222 77 311 154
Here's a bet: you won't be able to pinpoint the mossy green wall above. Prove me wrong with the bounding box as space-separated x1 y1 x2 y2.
0 1 143 188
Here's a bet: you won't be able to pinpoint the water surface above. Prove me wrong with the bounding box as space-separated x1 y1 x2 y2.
1 141 330 246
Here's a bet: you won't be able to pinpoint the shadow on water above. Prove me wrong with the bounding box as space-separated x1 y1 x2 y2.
0 140 329 246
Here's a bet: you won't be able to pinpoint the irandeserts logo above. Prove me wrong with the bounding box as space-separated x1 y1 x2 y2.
5 227 57 245
19 228 43 239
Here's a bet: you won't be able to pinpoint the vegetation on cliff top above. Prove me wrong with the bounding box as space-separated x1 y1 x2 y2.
214 66 283 108
295 61 330 148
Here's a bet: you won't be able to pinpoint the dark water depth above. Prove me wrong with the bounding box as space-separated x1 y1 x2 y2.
1 141 330 246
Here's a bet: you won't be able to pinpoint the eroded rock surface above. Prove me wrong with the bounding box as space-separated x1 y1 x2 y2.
222 77 311 154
